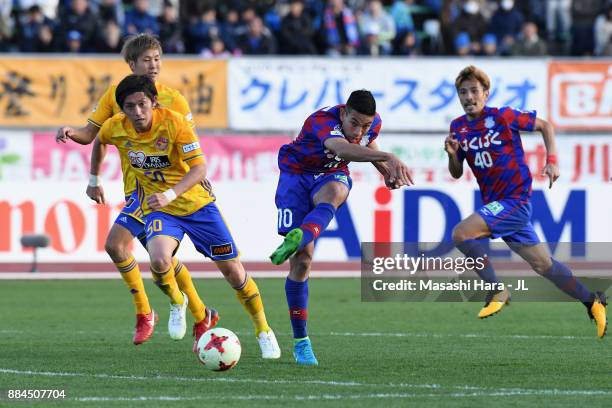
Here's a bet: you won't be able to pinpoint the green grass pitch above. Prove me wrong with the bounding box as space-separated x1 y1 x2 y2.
0 278 610 407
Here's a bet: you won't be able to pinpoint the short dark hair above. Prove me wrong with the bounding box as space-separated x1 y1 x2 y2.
346 90 376 116
115 74 158 109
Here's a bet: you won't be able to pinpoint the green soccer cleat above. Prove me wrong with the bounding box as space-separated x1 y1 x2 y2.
270 228 303 265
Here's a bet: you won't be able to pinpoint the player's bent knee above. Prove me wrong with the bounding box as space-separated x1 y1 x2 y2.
530 258 553 275
150 256 173 274
104 239 130 262
451 226 468 244
216 258 245 278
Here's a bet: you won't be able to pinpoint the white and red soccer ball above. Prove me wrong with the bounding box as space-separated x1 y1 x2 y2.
196 328 241 371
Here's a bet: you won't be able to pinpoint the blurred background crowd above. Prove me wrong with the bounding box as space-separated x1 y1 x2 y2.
1 0 610 57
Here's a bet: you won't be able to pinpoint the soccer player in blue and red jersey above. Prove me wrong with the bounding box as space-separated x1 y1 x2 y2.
445 65 607 338
270 90 413 365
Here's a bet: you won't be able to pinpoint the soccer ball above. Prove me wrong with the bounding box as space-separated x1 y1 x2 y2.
195 328 241 371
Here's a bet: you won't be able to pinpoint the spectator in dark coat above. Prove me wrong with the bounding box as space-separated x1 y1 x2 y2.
279 0 317 54
55 0 101 52
489 0 524 55
124 0 160 36
237 15 277 54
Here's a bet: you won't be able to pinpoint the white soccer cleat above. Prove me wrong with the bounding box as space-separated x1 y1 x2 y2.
168 292 188 340
257 329 281 359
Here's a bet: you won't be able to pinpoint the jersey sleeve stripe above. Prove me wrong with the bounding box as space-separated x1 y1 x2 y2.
184 154 204 162
87 118 103 128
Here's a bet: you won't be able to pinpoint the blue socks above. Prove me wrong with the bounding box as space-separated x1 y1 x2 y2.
456 240 500 284
543 258 593 303
285 278 309 339
298 203 336 250
285 203 334 339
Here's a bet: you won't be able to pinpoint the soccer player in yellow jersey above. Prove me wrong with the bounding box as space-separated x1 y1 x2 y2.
55 34 201 346
95 74 280 356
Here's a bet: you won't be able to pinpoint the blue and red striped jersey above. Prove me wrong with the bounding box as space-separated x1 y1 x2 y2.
278 104 381 175
450 106 536 204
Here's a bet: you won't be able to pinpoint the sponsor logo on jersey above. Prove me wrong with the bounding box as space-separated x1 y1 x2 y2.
211 243 233 256
128 150 171 169
182 141 200 153
484 201 505 216
334 174 349 184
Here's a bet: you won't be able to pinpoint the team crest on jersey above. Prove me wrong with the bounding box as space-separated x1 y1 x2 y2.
155 137 169 151
128 150 171 169
330 124 344 136
484 116 495 129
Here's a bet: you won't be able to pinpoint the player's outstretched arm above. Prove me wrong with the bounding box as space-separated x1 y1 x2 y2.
86 137 107 204
534 117 560 188
444 135 463 179
324 137 390 162
55 122 99 145
147 163 208 210
324 138 413 187
368 141 410 189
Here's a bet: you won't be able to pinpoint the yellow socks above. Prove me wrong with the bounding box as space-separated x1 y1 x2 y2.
115 256 151 315
151 265 184 305
173 258 206 322
235 275 271 335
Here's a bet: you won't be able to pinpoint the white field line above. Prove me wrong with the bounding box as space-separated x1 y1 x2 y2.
324 331 593 341
0 329 594 341
2 368 611 398
72 389 612 402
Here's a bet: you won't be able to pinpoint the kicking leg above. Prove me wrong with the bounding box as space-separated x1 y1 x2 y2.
270 181 349 265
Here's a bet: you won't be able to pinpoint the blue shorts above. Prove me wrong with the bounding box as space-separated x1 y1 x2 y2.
477 198 540 244
274 171 352 235
115 191 147 247
144 202 238 261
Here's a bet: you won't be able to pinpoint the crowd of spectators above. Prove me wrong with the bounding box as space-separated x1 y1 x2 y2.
1 0 611 57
